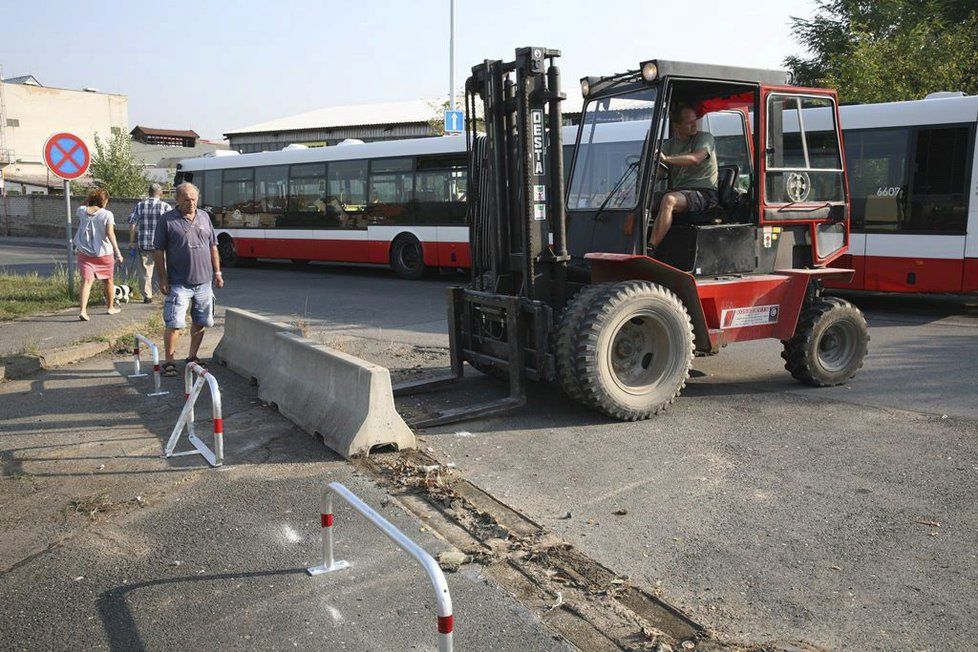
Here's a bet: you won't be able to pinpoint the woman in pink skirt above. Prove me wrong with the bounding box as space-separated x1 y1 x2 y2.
73 187 124 320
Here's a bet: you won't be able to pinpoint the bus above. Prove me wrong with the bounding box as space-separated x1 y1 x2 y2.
175 137 469 279
831 94 978 294
178 93 977 292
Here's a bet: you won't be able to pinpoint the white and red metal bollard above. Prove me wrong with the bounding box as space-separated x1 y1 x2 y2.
308 482 454 652
164 361 224 467
128 334 169 396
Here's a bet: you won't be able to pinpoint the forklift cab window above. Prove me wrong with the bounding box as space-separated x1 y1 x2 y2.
568 88 655 211
765 95 845 207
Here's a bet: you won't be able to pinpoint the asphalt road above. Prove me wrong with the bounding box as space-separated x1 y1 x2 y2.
207 259 978 650
3 241 977 649
0 240 68 276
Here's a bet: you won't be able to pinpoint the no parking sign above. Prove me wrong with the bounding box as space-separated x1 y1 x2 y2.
43 132 90 180
43 131 91 296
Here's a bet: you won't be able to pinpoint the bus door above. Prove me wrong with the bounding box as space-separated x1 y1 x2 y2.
862 124 972 292
964 123 978 292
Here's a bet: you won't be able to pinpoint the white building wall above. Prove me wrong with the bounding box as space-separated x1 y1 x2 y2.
1 82 129 192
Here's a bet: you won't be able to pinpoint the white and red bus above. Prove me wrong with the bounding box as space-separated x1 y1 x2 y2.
175 137 469 279
178 93 977 292
831 94 978 294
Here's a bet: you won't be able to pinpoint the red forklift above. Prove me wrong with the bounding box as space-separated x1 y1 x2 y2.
397 47 869 425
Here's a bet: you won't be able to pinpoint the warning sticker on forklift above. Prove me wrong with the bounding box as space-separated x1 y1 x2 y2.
534 184 546 201
720 304 780 329
534 204 547 221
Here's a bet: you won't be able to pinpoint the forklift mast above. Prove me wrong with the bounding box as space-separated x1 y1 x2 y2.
465 46 569 309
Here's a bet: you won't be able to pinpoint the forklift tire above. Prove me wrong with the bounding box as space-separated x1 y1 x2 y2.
554 284 607 405
782 298 868 387
574 281 694 420
390 235 426 280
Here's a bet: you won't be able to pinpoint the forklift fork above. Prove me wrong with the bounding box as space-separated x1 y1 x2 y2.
392 291 527 428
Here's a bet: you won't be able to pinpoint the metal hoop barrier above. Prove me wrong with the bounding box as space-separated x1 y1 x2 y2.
164 362 224 467
128 334 169 396
309 482 454 652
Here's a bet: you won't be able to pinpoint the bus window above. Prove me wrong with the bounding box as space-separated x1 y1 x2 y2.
415 156 467 224
287 163 330 227
256 166 288 226
843 128 910 232
907 125 971 233
368 158 413 223
203 170 222 217
222 168 256 228
328 160 368 226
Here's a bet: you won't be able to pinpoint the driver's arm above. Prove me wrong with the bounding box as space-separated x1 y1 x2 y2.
661 147 709 167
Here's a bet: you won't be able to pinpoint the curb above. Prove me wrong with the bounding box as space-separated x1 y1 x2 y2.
1 340 113 380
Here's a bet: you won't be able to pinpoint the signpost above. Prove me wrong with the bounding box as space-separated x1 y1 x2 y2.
42 132 90 297
444 109 464 134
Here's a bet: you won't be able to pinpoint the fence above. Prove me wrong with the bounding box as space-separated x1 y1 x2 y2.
0 194 142 238
164 361 224 467
309 481 454 652
128 334 168 397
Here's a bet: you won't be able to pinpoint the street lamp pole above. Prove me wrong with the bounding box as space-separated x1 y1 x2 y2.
449 0 455 111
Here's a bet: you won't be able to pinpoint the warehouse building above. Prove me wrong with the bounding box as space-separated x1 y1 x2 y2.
224 95 587 154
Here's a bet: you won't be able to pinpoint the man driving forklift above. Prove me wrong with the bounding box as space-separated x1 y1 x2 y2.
649 102 719 251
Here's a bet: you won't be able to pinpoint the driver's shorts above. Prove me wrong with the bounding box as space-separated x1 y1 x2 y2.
677 188 719 213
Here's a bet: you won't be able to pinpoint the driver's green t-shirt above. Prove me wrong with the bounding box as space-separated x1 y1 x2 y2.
662 132 718 191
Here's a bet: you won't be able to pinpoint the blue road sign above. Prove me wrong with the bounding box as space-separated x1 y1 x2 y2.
444 110 464 133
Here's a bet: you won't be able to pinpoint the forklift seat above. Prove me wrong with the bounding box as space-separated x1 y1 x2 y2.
680 164 740 225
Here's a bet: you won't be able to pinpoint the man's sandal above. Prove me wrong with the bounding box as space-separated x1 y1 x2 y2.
161 362 179 377
185 356 206 368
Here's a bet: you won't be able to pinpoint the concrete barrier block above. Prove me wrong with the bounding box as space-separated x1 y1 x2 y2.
214 308 301 384
259 332 416 458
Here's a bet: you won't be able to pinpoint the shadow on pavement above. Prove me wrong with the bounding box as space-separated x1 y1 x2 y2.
96 567 307 652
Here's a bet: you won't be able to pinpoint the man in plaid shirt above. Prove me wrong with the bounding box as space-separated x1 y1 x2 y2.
128 183 172 303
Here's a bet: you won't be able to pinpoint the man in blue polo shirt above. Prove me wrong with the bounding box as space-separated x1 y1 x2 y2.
153 182 225 376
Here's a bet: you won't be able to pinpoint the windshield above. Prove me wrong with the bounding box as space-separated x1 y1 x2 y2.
568 88 656 210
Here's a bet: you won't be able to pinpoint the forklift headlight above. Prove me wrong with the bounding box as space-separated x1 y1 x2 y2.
580 78 590 97
641 61 658 82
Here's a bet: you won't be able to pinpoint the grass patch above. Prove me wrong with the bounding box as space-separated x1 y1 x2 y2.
0 266 145 322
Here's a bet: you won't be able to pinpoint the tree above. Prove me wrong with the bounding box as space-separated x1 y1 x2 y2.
785 0 978 104
86 131 150 198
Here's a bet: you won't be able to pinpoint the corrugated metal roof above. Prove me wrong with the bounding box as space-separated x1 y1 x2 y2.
1 75 42 86
225 98 448 136
132 126 200 139
226 91 590 138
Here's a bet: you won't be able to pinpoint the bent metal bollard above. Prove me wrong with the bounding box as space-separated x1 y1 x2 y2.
309 482 454 652
128 334 169 397
164 362 224 467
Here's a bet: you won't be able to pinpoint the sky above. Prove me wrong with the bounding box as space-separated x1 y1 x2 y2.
1 0 817 141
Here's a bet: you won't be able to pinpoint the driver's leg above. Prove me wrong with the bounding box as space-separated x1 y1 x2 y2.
650 191 689 248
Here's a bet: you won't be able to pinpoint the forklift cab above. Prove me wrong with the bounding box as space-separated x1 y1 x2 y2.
566 60 850 278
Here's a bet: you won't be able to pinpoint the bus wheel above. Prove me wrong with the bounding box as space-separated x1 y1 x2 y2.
782 298 868 386
574 281 694 420
390 235 426 280
217 234 237 267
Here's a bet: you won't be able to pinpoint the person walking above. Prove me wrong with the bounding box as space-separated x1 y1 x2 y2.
153 182 224 377
73 187 124 321
127 182 172 303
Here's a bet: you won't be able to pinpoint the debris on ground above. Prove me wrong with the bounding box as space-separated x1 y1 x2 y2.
437 550 472 572
614 507 628 516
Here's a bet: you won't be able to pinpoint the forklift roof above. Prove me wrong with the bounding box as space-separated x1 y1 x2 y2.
649 60 790 86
